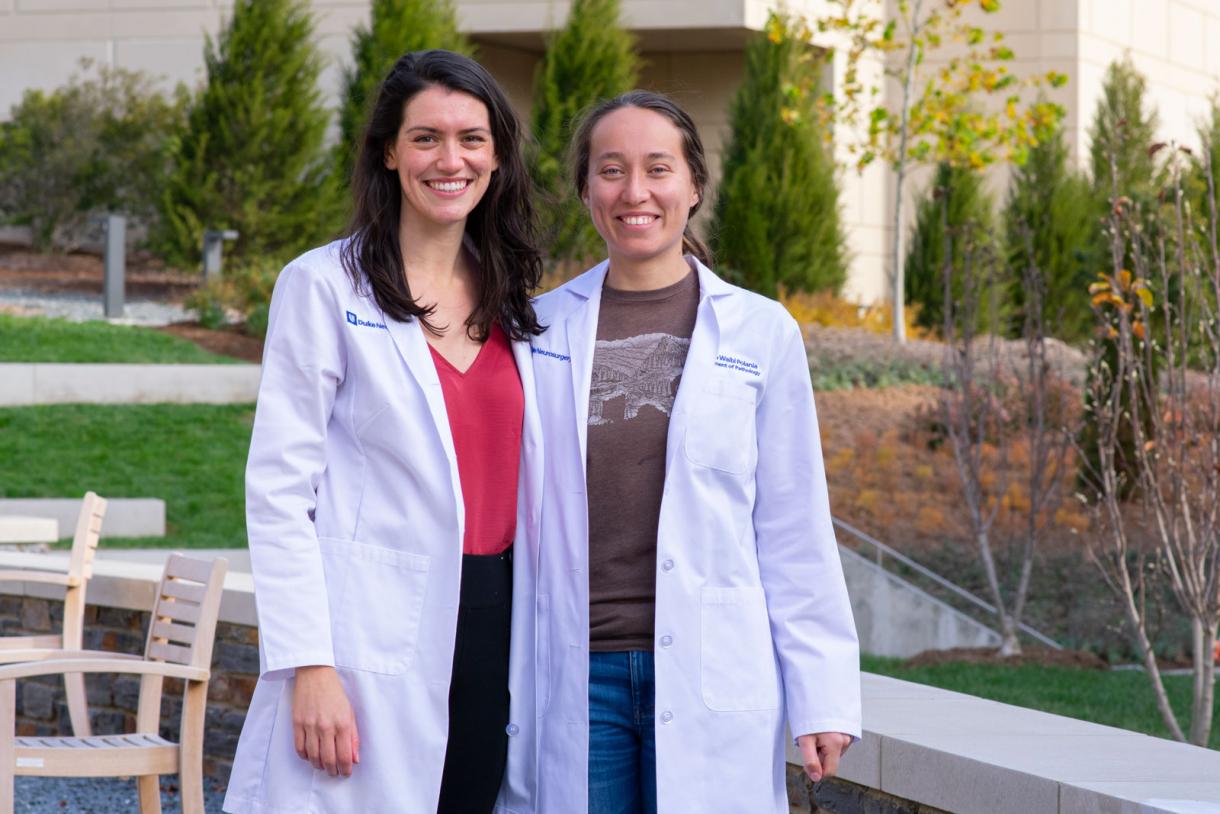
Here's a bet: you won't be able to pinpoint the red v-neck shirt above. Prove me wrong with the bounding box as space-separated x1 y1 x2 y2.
428 323 523 556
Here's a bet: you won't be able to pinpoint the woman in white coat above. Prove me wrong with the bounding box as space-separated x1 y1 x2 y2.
528 91 862 814
223 51 543 814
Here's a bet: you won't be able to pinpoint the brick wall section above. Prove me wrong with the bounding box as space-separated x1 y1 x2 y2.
0 595 256 782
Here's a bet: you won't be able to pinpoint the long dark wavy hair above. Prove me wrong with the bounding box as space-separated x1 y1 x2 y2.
340 50 543 340
569 90 713 266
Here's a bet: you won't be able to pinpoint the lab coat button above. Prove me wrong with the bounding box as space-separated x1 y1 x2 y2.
506 723 519 736
660 711 674 724
659 635 673 648
661 559 675 572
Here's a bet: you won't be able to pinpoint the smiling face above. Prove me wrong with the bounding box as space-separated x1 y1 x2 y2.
584 106 700 271
384 84 498 230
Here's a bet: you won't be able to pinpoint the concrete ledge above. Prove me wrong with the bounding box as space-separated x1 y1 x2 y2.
789 674 1220 813
0 498 166 538
0 363 260 405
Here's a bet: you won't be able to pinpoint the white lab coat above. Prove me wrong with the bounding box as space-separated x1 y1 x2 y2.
529 258 861 814
223 241 540 814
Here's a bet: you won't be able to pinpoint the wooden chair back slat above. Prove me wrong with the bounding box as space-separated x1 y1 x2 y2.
149 621 197 646
144 555 227 670
66 493 106 584
154 600 201 625
147 642 194 665
160 580 206 605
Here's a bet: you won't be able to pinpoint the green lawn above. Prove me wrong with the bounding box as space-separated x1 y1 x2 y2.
0 314 238 363
863 654 1219 748
0 404 252 548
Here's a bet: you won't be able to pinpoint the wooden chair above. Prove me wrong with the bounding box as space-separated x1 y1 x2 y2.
0 554 227 814
0 491 107 737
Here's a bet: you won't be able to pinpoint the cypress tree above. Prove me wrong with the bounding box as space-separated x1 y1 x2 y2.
710 13 847 296
156 0 335 269
905 162 998 333
531 0 638 266
1002 118 1098 343
335 0 473 187
1088 56 1159 203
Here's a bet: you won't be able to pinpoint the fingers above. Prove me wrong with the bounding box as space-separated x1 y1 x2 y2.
798 734 823 782
335 724 355 778
294 723 306 761
306 727 323 771
319 726 339 777
818 734 843 779
352 726 361 766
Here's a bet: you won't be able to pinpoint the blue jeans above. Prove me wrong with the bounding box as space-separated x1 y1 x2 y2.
588 651 657 814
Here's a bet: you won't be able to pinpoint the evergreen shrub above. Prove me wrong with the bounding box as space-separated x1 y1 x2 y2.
1002 118 1098 344
530 0 638 267
904 162 999 334
711 13 847 296
156 0 336 270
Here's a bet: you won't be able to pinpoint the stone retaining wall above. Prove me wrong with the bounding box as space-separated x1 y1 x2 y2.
0 594 256 781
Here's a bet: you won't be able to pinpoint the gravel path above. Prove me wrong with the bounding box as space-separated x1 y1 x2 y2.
16 777 227 813
0 290 190 327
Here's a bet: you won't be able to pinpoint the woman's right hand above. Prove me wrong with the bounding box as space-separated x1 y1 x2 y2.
293 665 360 777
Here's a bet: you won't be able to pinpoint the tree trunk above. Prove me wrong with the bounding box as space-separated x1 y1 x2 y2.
1189 617 1217 747
998 616 1022 657
889 0 923 344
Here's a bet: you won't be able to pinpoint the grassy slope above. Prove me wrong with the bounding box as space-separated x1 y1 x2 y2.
0 314 237 363
0 404 252 548
863 655 1219 749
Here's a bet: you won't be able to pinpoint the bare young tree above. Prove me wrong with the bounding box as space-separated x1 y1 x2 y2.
941 220 1076 656
939 221 1013 651
1082 147 1220 746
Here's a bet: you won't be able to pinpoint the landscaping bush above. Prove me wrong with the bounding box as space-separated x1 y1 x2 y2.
0 61 185 252
904 162 1000 334
185 256 283 337
1002 116 1098 344
530 0 638 267
711 13 847 296
156 0 337 271
335 0 473 189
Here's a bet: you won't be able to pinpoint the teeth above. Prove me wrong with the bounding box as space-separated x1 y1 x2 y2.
623 216 655 225
429 180 467 192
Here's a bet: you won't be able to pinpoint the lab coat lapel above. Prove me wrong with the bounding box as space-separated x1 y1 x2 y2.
564 261 609 474
671 258 732 422
511 337 542 522
382 315 464 525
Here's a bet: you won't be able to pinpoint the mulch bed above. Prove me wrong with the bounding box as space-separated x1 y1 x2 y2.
157 322 264 363
903 646 1110 670
0 243 196 301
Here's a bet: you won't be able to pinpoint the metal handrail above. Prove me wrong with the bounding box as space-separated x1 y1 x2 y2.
833 517 1063 650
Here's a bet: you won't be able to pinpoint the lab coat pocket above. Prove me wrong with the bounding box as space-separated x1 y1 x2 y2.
684 380 757 475
700 586 779 712
318 538 431 675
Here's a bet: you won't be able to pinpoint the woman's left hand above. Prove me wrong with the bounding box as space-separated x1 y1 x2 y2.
796 732 852 783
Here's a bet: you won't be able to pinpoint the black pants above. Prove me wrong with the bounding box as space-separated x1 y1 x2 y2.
437 548 513 814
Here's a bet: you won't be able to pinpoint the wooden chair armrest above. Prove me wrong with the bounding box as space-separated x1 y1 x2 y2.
0 570 76 587
0 649 142 664
0 658 208 683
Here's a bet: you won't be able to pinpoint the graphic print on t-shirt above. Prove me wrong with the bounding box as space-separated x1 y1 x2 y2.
588 332 690 425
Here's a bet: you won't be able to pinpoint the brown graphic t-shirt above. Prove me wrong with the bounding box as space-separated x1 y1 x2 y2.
587 268 699 651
